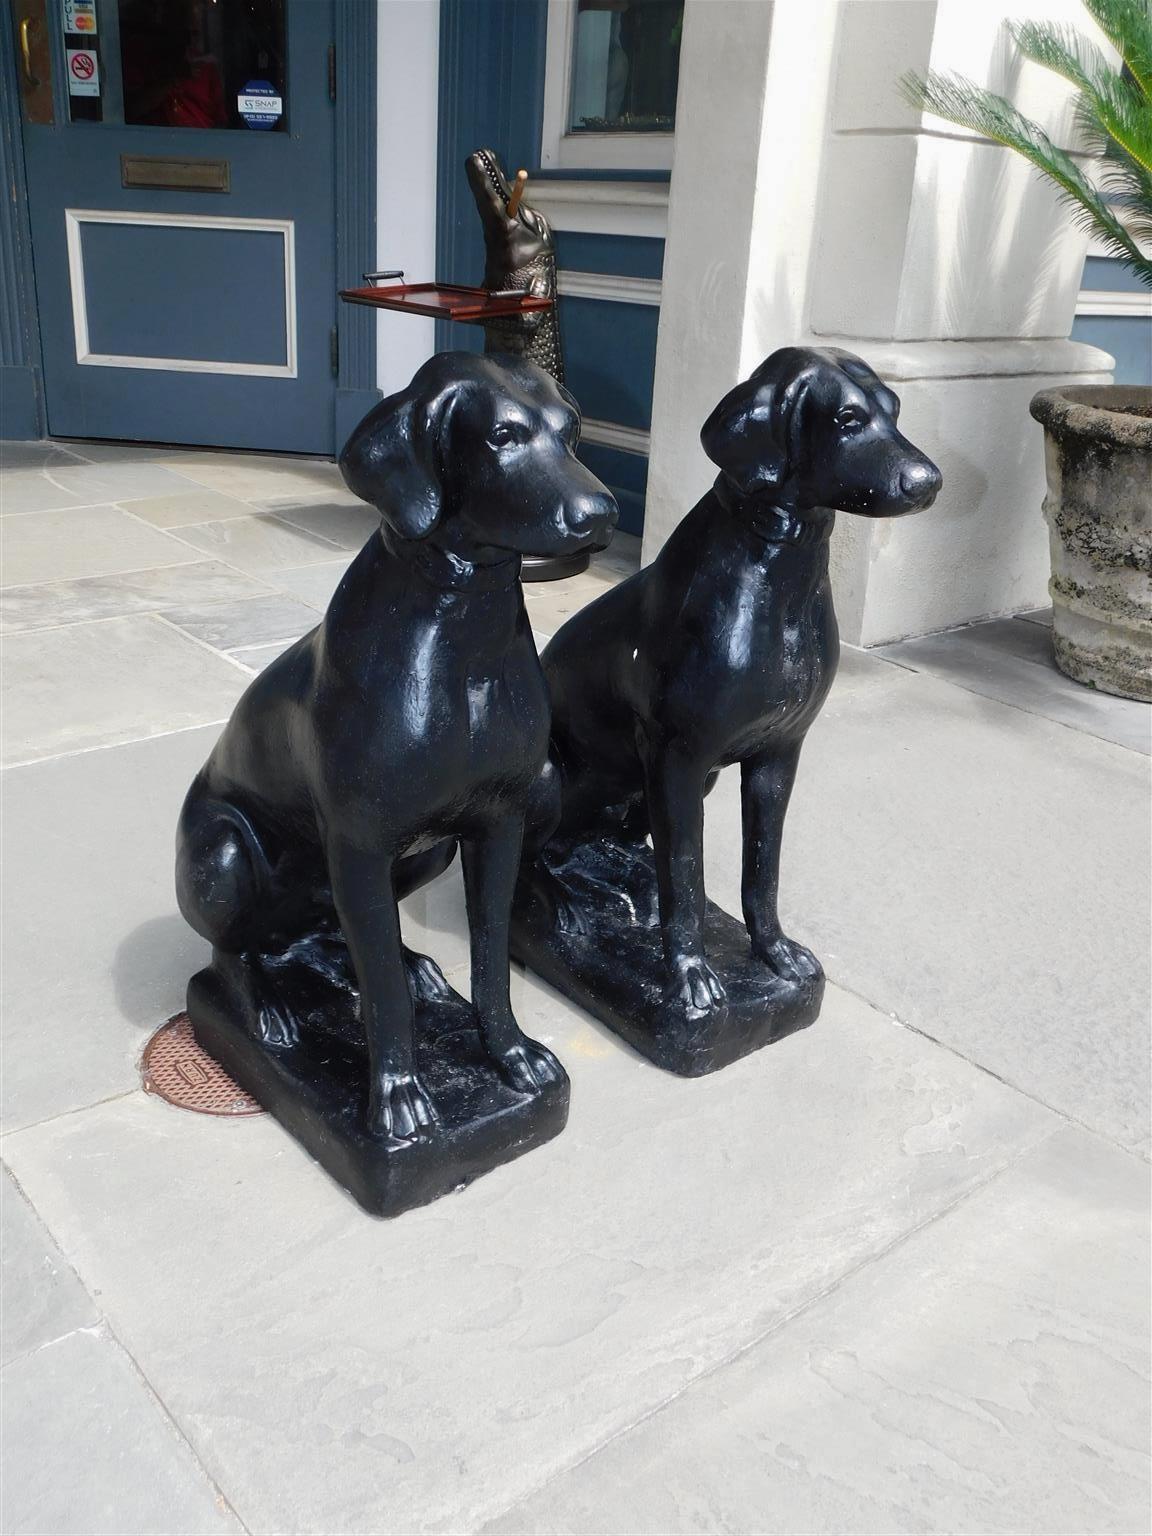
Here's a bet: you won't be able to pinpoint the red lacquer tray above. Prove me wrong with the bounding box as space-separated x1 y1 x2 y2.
339 282 553 325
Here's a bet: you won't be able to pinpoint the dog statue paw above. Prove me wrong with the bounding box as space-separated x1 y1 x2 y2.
752 934 824 986
489 1037 566 1096
668 956 728 1017
513 347 941 1076
178 352 617 1213
368 1069 440 1143
402 949 454 1006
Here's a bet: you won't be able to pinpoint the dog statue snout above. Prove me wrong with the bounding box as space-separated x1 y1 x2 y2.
899 459 943 508
568 490 619 544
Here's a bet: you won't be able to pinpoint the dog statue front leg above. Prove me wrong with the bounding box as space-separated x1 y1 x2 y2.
741 747 822 984
463 818 564 1094
326 835 439 1140
640 735 727 1015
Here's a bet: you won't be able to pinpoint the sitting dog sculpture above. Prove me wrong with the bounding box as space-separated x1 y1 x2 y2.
177 352 616 1211
514 347 942 1074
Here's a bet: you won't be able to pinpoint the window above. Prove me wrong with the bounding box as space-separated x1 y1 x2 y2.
569 0 683 135
116 0 286 132
541 0 682 171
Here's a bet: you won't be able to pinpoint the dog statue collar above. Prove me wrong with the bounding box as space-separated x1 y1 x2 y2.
715 478 834 549
384 529 522 593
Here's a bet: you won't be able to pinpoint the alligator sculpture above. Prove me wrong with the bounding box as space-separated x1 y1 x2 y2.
466 148 564 384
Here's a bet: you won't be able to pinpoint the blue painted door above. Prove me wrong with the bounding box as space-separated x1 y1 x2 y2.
22 0 336 452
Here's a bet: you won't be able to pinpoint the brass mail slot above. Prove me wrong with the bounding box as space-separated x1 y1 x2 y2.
121 155 230 193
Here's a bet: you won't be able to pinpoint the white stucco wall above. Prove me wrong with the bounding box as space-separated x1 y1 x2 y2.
375 0 440 396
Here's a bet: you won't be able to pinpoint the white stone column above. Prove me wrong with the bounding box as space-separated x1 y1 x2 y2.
645 0 1113 644
375 0 440 397
644 0 843 552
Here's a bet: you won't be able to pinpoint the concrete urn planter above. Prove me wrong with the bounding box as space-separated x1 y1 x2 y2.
1030 385 1152 702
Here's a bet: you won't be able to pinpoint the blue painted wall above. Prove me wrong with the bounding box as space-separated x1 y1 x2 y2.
1071 316 1152 384
1082 256 1148 292
577 439 648 534
561 298 659 431
1072 255 1152 386
555 232 665 279
436 0 548 344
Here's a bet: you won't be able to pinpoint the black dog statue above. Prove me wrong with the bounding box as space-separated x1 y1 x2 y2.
513 347 942 1074
177 352 617 1214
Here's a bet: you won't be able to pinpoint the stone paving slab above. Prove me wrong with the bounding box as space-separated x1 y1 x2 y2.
1 726 222 1132
877 617 1151 754
162 593 319 652
1 503 204 587
0 462 204 516
270 499 381 550
2 974 1057 1535
169 512 351 575
704 668 1152 1152
1 1166 98 1367
484 1127 1150 1536
1 1327 240 1535
0 560 272 635
1 613 248 767
267 557 355 610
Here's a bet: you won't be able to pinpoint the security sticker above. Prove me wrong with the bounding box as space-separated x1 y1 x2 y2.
238 79 282 130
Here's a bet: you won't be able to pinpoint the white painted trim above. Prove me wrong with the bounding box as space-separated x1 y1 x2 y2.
541 0 675 172
540 0 576 168
529 179 669 239
557 270 662 305
552 134 676 174
1075 289 1152 318
807 336 1114 381
374 0 438 394
64 208 297 377
580 418 650 454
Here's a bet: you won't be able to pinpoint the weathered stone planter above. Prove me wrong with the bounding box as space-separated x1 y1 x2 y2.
1030 385 1152 702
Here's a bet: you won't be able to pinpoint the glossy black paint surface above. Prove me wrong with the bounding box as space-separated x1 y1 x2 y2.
176 351 617 1214
514 347 943 1074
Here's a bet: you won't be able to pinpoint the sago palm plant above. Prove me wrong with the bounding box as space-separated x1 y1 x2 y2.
901 0 1152 287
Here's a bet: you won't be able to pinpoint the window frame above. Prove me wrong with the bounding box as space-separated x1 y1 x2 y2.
539 0 676 172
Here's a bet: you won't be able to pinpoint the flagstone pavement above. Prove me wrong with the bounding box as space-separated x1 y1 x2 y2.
1 437 1149 1535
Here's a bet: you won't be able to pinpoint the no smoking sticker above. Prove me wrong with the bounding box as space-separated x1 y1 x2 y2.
67 47 99 97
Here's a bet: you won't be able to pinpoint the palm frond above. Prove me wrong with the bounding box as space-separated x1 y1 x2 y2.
901 69 1152 285
1009 20 1112 97
1082 0 1152 99
1009 20 1152 173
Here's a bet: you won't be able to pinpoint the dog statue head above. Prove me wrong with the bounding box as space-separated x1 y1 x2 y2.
701 347 942 520
339 352 617 560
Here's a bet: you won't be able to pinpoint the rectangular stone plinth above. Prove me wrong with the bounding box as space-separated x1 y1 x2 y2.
188 965 569 1218
512 851 823 1077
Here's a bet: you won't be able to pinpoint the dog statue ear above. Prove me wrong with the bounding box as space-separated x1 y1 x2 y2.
700 349 810 498
339 375 459 541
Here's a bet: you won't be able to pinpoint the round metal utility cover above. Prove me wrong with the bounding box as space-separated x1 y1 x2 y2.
141 1014 263 1116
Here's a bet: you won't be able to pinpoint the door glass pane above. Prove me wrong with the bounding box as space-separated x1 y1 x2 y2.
117 0 286 131
568 0 683 134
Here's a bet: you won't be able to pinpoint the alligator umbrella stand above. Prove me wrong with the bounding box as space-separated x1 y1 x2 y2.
340 277 589 582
